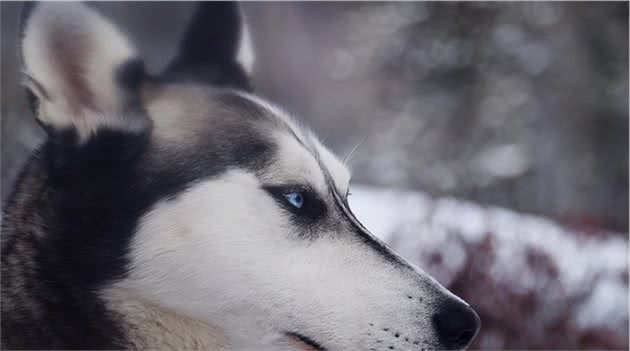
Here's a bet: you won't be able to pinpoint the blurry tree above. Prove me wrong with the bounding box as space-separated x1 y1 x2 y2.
247 2 628 232
2 3 627 232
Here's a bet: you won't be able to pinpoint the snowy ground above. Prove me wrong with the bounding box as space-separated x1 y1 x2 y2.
349 184 628 349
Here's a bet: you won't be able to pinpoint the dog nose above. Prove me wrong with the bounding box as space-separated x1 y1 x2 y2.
432 300 480 350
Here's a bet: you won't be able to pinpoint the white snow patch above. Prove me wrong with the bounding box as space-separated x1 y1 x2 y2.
349 184 628 333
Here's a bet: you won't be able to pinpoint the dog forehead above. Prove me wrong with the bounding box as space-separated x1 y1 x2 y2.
145 84 272 144
310 135 351 195
145 83 350 193
261 132 327 192
236 92 351 194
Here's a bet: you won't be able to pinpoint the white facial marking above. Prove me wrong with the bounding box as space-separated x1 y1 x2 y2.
236 92 351 196
311 135 351 196
18 2 475 349
114 160 454 349
260 132 327 193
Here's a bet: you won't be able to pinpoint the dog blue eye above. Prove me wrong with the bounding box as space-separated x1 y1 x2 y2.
284 192 304 209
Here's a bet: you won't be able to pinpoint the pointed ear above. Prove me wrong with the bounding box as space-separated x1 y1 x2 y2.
19 2 148 140
163 2 252 91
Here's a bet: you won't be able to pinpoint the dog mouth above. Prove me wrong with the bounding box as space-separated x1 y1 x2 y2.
285 332 327 351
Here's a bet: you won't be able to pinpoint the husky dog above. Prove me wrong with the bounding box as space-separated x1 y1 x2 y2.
1 3 480 350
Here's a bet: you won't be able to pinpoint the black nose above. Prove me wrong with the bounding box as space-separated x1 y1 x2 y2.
432 300 480 350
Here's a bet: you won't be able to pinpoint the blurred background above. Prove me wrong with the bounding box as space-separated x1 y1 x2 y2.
1 2 628 350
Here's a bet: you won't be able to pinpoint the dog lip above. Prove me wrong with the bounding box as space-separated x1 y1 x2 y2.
285 331 327 351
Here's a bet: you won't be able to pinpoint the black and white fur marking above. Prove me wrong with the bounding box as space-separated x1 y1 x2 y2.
2 3 480 350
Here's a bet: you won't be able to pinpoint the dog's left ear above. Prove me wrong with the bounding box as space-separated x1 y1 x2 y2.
19 2 147 140
163 2 252 91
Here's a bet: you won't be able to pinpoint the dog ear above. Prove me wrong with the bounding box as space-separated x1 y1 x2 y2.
19 2 148 140
163 2 252 91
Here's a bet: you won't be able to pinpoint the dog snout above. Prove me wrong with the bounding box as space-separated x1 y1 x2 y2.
432 299 480 350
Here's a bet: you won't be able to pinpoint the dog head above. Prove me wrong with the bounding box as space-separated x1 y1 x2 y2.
19 3 479 350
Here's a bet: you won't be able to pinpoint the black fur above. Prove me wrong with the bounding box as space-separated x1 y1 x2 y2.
24 84 39 116
2 2 262 348
285 332 327 351
326 176 408 267
163 2 251 91
263 185 329 236
116 59 146 96
3 2 413 349
2 129 148 349
1 109 276 349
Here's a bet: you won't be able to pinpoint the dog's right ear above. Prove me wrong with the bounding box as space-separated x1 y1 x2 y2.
19 2 148 141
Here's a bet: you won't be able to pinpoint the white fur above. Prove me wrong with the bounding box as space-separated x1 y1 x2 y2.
236 92 351 195
260 132 328 193
237 8 255 75
311 135 351 196
113 167 453 350
102 287 226 350
22 3 469 349
121 90 455 349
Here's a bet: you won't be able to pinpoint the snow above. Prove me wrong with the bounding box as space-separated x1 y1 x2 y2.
349 184 628 334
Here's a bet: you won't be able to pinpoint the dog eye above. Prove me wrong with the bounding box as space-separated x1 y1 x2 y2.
284 192 304 209
264 185 327 224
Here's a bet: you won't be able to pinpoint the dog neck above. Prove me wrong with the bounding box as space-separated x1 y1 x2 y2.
104 288 226 350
